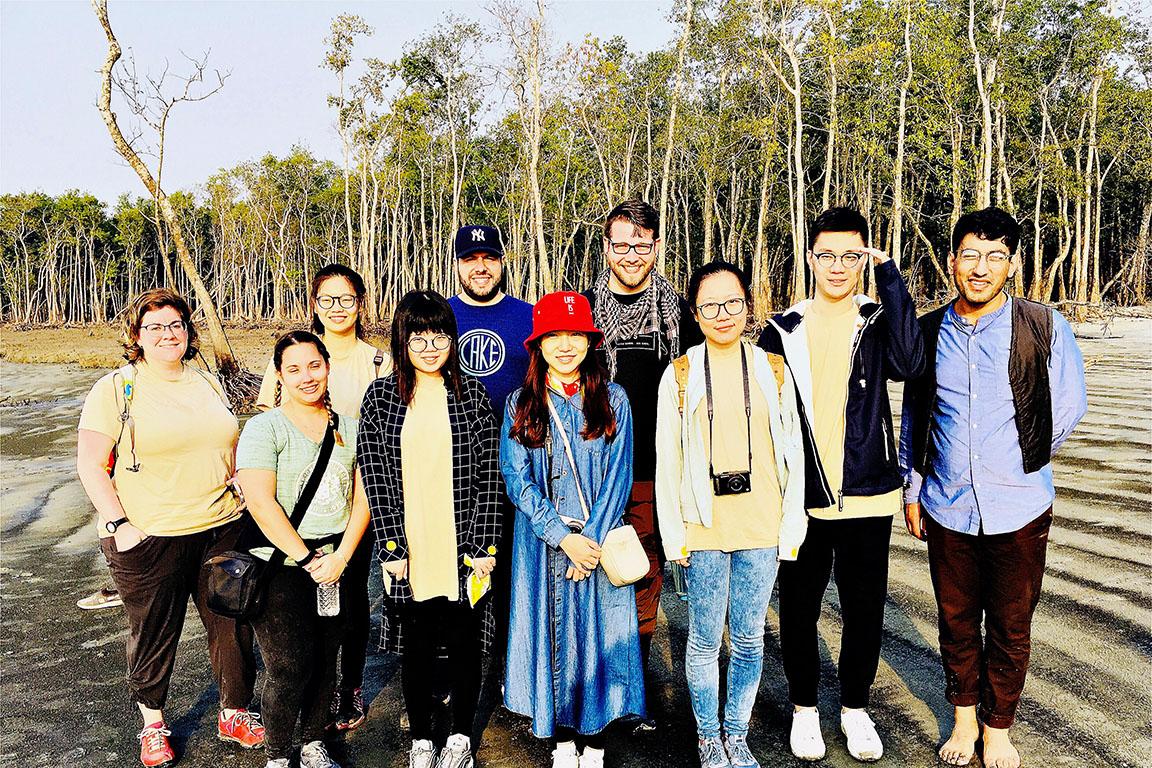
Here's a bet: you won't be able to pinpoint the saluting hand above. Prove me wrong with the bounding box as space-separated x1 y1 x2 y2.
863 247 891 266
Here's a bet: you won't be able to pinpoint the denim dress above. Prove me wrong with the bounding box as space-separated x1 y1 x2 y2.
500 383 645 737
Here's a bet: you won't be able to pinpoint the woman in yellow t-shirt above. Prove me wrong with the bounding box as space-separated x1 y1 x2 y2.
76 289 263 767
255 263 392 731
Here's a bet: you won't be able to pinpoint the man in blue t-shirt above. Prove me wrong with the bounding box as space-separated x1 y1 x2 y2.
448 225 533 421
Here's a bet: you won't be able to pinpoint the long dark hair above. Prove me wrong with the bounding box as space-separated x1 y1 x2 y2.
509 338 617 449
272 330 344 446
390 290 463 405
311 263 367 338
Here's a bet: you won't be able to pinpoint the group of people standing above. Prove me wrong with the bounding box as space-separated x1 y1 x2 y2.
77 199 1086 768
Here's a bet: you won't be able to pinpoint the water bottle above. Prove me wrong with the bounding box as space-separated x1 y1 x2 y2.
317 581 341 617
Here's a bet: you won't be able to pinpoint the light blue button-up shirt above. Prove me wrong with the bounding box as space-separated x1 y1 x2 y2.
899 296 1087 535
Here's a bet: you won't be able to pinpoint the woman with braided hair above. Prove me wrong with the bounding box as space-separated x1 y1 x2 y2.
236 330 370 768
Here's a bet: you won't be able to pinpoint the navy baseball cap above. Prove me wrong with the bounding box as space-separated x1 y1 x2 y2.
454 225 505 259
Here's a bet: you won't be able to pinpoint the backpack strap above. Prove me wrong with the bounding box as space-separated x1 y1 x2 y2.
766 352 787 393
672 354 691 415
110 364 138 475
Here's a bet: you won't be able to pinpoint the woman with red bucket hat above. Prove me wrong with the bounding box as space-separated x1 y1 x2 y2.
500 292 645 768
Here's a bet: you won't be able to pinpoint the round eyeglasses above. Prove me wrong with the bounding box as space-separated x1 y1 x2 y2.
408 334 452 352
812 251 864 268
316 294 358 310
141 320 187 334
696 298 747 320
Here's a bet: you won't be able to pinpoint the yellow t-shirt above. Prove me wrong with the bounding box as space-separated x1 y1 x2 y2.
685 342 783 552
400 376 460 602
79 362 242 537
805 298 901 519
256 338 391 418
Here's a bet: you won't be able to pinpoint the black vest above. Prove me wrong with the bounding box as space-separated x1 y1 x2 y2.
908 297 1053 475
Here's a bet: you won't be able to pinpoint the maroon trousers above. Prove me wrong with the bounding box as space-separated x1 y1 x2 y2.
624 481 662 670
925 508 1052 729
102 517 257 711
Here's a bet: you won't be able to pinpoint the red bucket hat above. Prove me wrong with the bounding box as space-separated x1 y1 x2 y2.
523 291 604 350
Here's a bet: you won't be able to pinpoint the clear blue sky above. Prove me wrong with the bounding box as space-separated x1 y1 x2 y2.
1 0 674 205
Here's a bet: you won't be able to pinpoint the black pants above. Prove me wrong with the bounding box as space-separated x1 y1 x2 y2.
553 727 606 750
778 515 892 709
338 530 374 691
399 597 484 742
925 509 1051 729
250 566 347 760
102 518 257 711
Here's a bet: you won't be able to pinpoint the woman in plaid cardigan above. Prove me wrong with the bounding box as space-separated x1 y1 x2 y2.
356 291 501 768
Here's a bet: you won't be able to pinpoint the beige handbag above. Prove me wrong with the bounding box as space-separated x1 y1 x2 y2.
548 398 648 587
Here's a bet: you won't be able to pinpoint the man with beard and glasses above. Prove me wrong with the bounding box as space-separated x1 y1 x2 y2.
448 224 533 737
582 200 704 727
899 207 1086 768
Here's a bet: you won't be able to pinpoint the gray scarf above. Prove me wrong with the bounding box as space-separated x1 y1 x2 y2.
590 268 683 379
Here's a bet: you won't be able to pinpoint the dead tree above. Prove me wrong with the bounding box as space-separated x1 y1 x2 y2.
92 0 256 403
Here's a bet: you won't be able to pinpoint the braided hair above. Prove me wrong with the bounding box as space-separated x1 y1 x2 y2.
272 330 344 446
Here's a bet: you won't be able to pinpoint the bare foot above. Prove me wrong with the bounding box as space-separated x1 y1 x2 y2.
938 706 978 766
982 724 1021 768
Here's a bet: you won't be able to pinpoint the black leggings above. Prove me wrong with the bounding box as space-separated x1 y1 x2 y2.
399 597 483 741
250 566 347 760
339 531 374 690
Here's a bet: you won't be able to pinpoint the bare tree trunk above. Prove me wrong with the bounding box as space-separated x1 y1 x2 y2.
890 0 913 266
658 0 694 272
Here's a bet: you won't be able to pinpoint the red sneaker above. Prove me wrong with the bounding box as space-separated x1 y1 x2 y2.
137 722 174 767
217 709 265 749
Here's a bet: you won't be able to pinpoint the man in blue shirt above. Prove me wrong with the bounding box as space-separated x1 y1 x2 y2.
899 208 1087 768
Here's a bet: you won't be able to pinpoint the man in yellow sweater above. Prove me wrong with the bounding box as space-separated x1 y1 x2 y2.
757 208 924 762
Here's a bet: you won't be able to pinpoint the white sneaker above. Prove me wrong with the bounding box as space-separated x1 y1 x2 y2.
265 760 291 768
840 709 884 762
300 740 340 768
579 746 605 768
435 733 475 768
551 740 579 768
790 709 826 761
410 739 437 768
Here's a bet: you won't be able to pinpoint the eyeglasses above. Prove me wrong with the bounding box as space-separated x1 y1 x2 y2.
812 251 864 268
957 249 1011 265
696 298 747 320
141 320 187 335
607 240 656 256
408 334 452 352
316 294 358 310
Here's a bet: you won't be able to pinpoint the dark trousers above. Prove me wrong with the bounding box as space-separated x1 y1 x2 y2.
338 530 373 691
250 565 346 760
625 480 663 671
778 515 892 710
399 597 484 741
925 508 1051 729
101 517 257 711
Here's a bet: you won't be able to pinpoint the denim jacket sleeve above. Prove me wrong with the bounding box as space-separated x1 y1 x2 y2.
500 396 572 550
876 259 925 382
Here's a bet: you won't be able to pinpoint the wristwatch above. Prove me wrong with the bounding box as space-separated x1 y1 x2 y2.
104 517 129 534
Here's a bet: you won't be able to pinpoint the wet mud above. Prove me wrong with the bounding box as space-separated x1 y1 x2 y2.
1 318 1149 767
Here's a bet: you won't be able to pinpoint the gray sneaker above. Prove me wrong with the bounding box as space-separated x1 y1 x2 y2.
300 740 341 768
698 736 731 768
410 739 437 768
434 734 475 768
723 734 760 768
265 760 291 768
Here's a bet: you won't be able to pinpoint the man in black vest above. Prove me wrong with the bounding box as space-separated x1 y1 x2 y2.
899 207 1087 768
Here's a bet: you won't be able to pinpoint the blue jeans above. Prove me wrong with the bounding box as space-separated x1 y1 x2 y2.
685 548 778 739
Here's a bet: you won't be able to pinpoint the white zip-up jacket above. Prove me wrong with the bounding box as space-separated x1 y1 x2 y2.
654 340 808 562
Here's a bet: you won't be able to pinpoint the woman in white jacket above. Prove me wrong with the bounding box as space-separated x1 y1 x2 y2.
655 261 806 768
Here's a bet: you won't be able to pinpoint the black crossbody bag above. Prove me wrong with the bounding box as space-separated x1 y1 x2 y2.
203 419 337 619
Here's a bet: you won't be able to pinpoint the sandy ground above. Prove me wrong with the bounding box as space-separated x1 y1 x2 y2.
1 318 1149 767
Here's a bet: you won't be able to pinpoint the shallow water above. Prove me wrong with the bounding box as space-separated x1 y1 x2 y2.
1 319 1149 767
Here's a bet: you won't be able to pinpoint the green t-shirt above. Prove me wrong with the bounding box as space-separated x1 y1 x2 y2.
236 409 359 562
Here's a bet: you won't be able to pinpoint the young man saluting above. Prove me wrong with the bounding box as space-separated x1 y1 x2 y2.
758 207 924 762
900 207 1086 768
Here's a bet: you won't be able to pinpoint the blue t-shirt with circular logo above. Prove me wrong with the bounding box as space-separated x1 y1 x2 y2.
449 294 533 420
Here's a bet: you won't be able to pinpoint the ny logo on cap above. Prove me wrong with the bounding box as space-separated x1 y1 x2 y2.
472 229 486 242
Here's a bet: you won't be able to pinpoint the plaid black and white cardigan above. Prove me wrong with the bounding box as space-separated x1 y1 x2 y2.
356 372 502 654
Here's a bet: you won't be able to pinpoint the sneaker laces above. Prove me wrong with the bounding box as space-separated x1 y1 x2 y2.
726 735 755 763
303 740 333 763
350 688 365 715
699 737 726 765
232 710 263 730
138 724 172 750
330 688 344 717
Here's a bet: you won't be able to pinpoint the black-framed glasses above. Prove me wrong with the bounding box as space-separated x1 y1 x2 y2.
315 294 358 310
141 320 187 334
408 334 452 352
812 251 864 268
696 298 747 320
957 249 1011 265
608 240 656 256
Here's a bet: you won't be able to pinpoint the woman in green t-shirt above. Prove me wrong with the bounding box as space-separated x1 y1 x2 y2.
236 331 370 768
